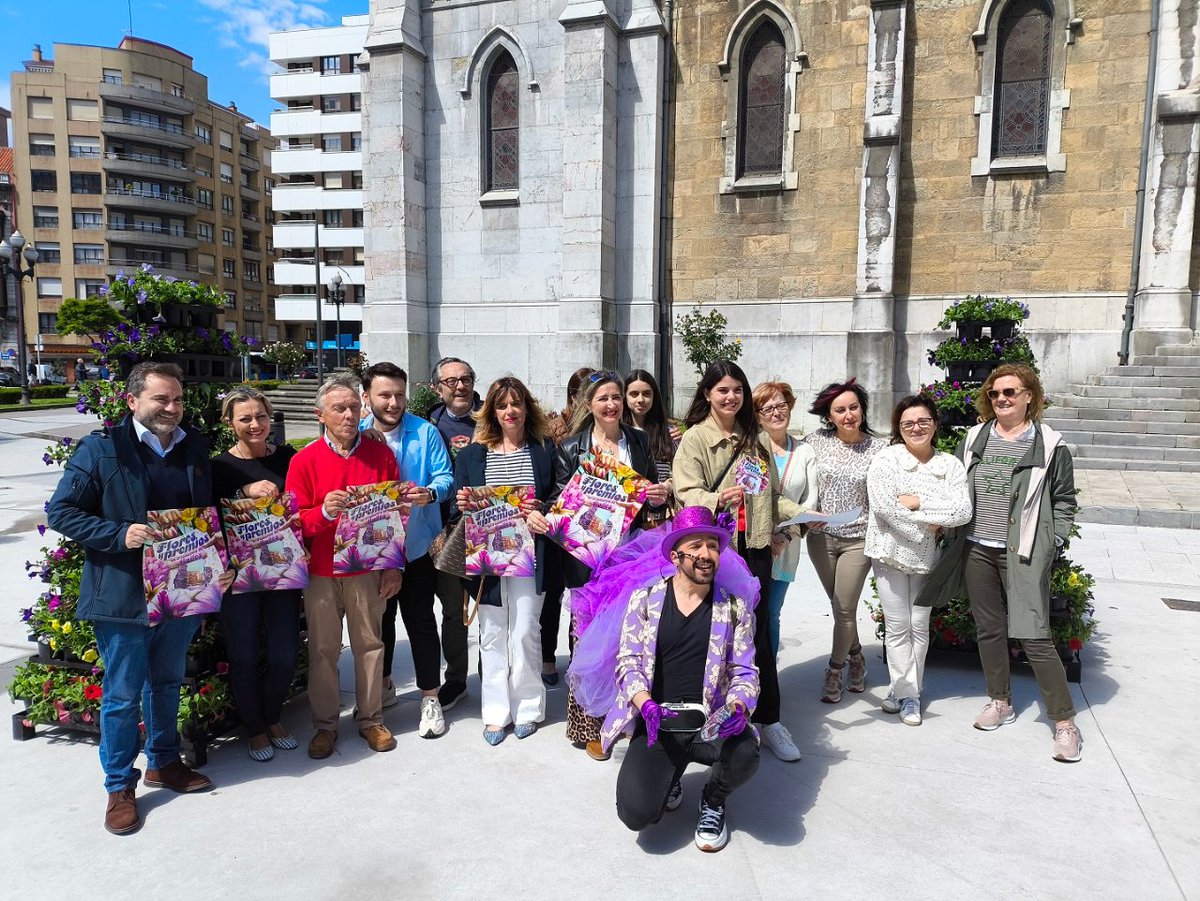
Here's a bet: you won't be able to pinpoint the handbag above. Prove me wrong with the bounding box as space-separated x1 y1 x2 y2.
429 517 468 579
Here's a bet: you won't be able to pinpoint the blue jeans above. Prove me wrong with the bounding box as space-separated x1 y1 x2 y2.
93 616 200 793
768 579 790 660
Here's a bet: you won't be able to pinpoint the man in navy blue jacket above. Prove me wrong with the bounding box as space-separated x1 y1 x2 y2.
48 361 232 835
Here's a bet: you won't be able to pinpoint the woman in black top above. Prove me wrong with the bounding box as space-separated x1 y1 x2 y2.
211 387 301 762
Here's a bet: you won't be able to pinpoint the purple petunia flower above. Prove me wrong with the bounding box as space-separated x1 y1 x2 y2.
47 596 61 612
188 280 198 287
116 269 125 280
127 277 136 287
99 285 108 296
21 608 32 623
103 418 114 428
136 290 148 305
164 276 177 284
196 327 209 339
42 453 52 466
37 524 46 536
61 437 71 446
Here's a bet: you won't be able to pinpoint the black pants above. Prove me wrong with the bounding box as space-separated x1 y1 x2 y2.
382 554 443 692
218 589 302 737
616 726 760 831
434 568 469 685
737 538 780 725
539 588 564 664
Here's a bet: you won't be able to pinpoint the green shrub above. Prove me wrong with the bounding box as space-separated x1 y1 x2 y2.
0 387 20 403
245 380 281 392
30 385 70 399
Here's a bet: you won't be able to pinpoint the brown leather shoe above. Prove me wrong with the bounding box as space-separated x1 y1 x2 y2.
585 740 611 761
360 724 397 752
105 787 141 835
143 759 212 793
308 728 338 759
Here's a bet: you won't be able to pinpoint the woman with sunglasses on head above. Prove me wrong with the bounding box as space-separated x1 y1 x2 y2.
673 361 809 762
555 370 669 759
753 381 816 661
804 378 887 705
623 369 681 526
865 395 972 726
918 363 1082 761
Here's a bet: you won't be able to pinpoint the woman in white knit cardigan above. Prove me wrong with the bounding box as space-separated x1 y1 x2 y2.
865 395 972 726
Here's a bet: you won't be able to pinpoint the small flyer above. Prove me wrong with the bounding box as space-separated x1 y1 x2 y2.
143 506 228 625
734 456 770 495
333 481 413 574
462 486 537 577
545 448 650 569
221 492 309 594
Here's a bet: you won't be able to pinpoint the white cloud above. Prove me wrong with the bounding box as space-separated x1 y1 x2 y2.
197 0 332 69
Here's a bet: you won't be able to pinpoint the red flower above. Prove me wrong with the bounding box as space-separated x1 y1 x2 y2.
83 684 103 701
216 661 230 675
1068 637 1083 651
199 683 213 696
941 629 958 643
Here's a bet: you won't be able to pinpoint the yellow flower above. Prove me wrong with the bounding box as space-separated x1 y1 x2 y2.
195 518 209 533
181 508 196 523
61 621 73 635
384 487 399 501
269 503 285 517
50 619 61 631
1067 572 1080 588
49 638 58 651
82 649 99 663
621 479 636 495
255 496 271 509
506 495 521 508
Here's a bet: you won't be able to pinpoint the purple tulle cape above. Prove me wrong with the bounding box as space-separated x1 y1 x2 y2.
565 525 760 718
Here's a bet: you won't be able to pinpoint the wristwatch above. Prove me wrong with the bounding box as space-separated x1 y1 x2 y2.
426 486 436 504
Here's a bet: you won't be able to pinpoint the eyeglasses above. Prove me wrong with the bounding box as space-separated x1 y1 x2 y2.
438 375 475 389
899 417 934 432
588 370 619 384
757 403 789 416
673 549 715 565
987 387 1028 401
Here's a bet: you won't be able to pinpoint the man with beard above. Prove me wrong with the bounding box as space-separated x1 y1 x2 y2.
48 361 234 835
426 356 482 709
599 506 761 853
361 362 454 737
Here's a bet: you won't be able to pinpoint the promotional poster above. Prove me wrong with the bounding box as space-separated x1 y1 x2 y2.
221 492 309 593
462 485 537 577
143 506 228 625
545 449 649 568
333 481 413 574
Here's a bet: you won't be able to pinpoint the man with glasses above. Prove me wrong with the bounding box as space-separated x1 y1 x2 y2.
427 357 483 710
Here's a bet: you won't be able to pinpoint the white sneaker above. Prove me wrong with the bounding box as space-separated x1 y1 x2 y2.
418 696 446 738
881 691 901 714
694 796 729 852
381 677 399 709
760 722 801 762
900 697 922 726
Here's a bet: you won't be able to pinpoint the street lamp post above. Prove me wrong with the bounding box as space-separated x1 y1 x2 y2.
0 231 39 406
328 273 346 369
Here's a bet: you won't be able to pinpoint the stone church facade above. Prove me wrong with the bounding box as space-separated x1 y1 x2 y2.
361 0 1200 418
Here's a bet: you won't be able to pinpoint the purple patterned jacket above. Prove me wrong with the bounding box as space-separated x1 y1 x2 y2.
600 577 759 751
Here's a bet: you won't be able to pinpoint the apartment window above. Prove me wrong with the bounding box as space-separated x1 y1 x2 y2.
74 244 105 264
323 250 342 265
245 261 260 281
221 227 235 247
323 209 343 228
73 209 103 229
68 135 100 158
321 95 342 112
194 155 213 178
352 210 363 228
33 206 59 228
102 68 123 85
38 313 59 334
485 51 520 192
31 170 57 193
37 278 63 298
27 97 53 119
225 291 237 309
196 222 213 242
221 194 235 214
223 259 236 278
325 173 344 190
350 93 362 111
351 172 363 189
219 130 234 152
197 188 214 210
351 133 362 151
29 134 55 156
264 177 274 194
196 123 212 144
198 253 216 275
75 279 107 298
219 162 234 184
70 173 102 195
240 171 255 189
265 238 273 252
171 83 185 98
320 56 342 75
322 134 342 152
132 73 162 92
353 248 365 265
66 99 99 121
36 242 61 263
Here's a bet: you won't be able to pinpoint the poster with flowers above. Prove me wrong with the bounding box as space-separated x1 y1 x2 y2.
333 481 413 574
545 449 650 568
143 506 229 625
221 492 309 593
462 486 537 577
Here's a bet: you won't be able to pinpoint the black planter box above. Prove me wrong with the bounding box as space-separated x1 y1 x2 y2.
135 302 219 331
945 361 974 382
939 407 977 430
955 321 983 341
971 359 999 382
989 320 1016 340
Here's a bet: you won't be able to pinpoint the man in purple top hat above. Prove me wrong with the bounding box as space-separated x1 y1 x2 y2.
603 506 760 853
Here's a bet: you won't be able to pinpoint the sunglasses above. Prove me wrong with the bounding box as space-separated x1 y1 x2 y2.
588 370 620 384
987 387 1029 400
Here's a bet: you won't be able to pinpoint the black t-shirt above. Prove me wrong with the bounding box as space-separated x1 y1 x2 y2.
651 581 713 705
211 444 297 501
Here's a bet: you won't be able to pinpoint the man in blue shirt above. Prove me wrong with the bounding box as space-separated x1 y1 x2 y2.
362 362 455 737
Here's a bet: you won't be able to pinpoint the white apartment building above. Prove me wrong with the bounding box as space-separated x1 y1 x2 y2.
268 14 367 356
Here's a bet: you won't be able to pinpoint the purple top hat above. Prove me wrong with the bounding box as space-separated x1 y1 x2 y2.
660 505 734 561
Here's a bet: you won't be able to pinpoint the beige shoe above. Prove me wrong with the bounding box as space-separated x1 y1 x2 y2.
847 651 867 693
973 699 1016 731
307 728 338 759
820 665 844 703
360 724 397 752
1052 721 1083 762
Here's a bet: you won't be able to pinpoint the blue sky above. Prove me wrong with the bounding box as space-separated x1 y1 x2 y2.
1 0 366 125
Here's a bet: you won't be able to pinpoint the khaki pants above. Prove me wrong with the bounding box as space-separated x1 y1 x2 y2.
305 572 384 732
806 532 871 665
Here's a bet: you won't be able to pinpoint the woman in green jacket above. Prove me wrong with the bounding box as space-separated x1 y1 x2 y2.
917 363 1082 762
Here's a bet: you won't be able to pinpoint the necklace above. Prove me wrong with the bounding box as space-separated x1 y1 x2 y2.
592 428 620 455
231 442 272 460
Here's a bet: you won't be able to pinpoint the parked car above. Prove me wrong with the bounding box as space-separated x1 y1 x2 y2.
294 364 320 380
0 369 16 387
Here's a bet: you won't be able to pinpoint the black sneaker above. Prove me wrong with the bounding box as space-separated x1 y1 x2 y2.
665 780 683 812
438 681 467 711
694 795 728 852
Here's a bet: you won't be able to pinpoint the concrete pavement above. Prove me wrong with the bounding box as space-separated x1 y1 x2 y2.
0 415 1196 900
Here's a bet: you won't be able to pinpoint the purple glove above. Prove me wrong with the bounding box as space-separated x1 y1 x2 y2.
640 700 678 747
717 706 747 739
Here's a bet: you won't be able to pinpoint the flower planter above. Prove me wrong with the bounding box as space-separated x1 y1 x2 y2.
176 353 242 384
939 407 977 430
970 359 999 382
134 302 218 331
955 321 984 341
945 361 974 382
988 320 1016 340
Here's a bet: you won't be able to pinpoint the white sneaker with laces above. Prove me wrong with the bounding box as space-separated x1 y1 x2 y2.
694 796 729 852
881 691 901 714
760 722 801 762
418 696 446 738
900 697 922 726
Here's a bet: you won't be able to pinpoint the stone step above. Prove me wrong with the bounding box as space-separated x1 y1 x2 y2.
1073 457 1200 472
1059 394 1200 411
1093 375 1200 388
1058 430 1200 449
1069 383 1200 399
1132 355 1200 367
1046 417 1200 436
1099 365 1155 376
1070 443 1200 462
1155 344 1200 356
1046 407 1190 423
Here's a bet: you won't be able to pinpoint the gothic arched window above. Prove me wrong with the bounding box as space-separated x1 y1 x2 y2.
992 0 1052 158
738 22 787 177
485 51 519 191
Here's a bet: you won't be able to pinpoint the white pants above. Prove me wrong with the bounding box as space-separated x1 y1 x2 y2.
872 561 931 701
478 576 546 727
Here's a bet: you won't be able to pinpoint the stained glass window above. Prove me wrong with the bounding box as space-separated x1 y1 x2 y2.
738 23 786 177
993 0 1052 157
486 52 519 191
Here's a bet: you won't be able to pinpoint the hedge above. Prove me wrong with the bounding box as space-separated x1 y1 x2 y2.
245 380 282 392
0 385 71 402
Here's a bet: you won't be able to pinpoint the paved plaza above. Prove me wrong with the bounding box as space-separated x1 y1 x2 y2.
0 411 1196 900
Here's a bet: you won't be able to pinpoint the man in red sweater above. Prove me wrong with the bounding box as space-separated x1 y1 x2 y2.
286 374 403 758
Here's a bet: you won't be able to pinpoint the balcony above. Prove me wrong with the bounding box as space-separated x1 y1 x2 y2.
270 146 362 176
239 151 261 172
105 187 198 215
273 259 364 287
107 259 199 282
240 183 262 201
241 212 263 231
101 116 195 150
269 108 361 139
106 222 199 250
271 183 363 213
274 293 364 323
99 80 195 115
241 246 263 261
102 152 194 182
269 69 361 103
273 221 363 250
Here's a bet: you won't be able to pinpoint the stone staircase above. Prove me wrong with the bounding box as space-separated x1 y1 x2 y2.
1044 341 1200 471
263 380 320 423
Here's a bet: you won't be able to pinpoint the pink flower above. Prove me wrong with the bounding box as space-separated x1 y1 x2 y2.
216 661 230 675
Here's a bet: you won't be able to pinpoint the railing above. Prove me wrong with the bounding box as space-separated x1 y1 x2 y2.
101 75 122 84
102 116 188 136
29 145 55 156
70 148 102 159
284 66 315 74
109 257 201 274
220 175 234 184
74 254 106 265
105 187 194 204
73 220 103 230
108 222 192 238
105 151 188 170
